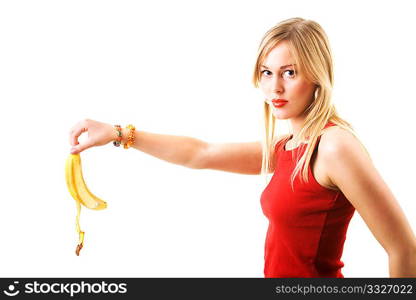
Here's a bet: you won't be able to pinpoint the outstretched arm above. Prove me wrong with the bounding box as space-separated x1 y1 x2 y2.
69 119 278 175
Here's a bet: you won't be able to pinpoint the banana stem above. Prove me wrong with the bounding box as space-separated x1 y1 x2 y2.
75 200 85 256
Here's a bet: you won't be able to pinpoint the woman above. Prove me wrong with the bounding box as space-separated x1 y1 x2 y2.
68 17 416 277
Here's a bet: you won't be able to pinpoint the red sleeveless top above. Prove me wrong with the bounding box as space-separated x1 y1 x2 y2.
260 122 355 277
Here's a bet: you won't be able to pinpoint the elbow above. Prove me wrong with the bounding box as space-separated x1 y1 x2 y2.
388 243 416 277
387 240 416 258
186 142 209 170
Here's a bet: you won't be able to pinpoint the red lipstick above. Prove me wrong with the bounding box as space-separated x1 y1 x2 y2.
272 99 288 108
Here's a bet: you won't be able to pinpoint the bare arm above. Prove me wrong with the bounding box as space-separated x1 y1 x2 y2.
69 119 277 174
323 127 416 277
198 141 263 174
127 130 265 174
127 130 209 169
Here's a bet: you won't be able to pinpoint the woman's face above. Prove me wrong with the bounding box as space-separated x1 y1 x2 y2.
259 40 316 120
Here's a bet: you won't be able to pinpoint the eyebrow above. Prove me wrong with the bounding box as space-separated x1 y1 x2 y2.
260 64 296 70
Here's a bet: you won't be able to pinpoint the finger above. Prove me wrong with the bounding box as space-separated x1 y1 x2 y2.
69 131 79 147
69 123 88 147
70 138 95 154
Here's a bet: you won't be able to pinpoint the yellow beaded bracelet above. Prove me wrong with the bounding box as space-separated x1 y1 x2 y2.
123 124 136 149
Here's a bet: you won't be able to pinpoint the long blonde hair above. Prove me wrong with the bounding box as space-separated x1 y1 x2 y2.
252 17 369 189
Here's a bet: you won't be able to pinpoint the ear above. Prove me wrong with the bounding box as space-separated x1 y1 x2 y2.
314 85 320 99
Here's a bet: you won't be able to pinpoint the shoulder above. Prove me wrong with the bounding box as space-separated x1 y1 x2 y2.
319 126 372 174
319 126 364 155
319 126 355 152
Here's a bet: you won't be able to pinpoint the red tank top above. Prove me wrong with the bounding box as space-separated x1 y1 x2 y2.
260 122 355 277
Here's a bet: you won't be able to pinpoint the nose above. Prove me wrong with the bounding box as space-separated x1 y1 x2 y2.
270 75 284 95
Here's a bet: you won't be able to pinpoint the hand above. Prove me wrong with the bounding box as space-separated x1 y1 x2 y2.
69 119 116 154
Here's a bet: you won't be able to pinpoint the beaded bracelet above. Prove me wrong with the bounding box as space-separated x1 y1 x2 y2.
123 124 136 149
113 125 122 147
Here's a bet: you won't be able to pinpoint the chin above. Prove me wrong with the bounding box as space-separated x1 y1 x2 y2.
271 110 290 120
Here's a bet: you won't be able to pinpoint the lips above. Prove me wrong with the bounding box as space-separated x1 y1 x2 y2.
272 99 288 108
272 99 288 104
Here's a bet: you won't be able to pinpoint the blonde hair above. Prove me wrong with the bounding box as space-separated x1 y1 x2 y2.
252 17 369 189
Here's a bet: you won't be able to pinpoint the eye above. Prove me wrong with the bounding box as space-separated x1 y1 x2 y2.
283 69 295 78
260 70 272 76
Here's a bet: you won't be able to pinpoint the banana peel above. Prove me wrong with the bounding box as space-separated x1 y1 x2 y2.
65 153 107 256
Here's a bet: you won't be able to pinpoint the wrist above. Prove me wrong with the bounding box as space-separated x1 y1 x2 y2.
121 127 129 145
123 124 136 149
112 125 123 147
111 124 136 148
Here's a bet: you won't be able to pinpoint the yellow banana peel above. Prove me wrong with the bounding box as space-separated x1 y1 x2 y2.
65 153 107 256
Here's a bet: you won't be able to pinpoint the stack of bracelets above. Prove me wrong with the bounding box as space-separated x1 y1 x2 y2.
113 124 136 149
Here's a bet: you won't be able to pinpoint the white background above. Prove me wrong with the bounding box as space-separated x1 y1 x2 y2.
1 0 415 277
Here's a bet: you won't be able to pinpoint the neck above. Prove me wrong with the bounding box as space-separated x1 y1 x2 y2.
289 117 306 142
